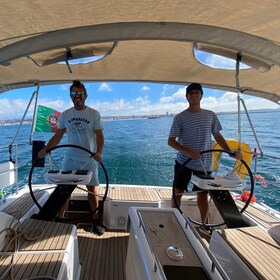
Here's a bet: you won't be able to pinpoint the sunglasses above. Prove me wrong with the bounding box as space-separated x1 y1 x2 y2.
187 90 201 95
70 91 85 97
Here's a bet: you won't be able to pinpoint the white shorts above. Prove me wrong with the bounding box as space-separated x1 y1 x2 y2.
62 157 99 186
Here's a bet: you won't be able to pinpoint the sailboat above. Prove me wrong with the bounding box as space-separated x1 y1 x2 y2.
0 1 279 279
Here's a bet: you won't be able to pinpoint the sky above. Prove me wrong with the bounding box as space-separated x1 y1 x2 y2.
0 52 279 120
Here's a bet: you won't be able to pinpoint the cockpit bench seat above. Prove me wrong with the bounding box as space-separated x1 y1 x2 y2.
1 190 49 222
210 226 280 280
0 218 80 280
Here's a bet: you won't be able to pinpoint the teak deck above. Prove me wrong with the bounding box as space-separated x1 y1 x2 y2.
78 229 129 280
236 200 280 229
0 252 65 280
218 226 280 280
1 186 280 280
0 219 76 280
2 190 47 220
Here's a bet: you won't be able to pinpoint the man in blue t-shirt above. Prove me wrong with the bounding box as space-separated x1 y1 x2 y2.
39 80 105 235
168 83 238 232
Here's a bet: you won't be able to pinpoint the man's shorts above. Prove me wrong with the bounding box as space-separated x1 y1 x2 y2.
173 160 211 192
62 157 99 186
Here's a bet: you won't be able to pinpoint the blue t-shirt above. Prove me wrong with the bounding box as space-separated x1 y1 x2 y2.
169 109 222 171
58 106 103 160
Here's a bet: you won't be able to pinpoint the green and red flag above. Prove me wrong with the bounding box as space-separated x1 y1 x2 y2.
35 105 61 132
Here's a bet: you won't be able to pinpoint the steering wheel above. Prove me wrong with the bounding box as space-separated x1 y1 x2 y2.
172 149 254 228
28 144 109 221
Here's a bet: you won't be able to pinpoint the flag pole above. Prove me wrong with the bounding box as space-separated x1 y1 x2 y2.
30 85 40 144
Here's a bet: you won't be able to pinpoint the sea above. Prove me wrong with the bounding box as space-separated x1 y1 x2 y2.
0 110 279 211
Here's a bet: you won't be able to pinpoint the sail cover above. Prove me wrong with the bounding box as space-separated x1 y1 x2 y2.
0 1 280 104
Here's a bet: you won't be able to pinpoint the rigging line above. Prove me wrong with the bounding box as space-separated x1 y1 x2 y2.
9 90 37 147
267 182 280 188
240 98 264 157
260 153 280 160
199 159 208 175
256 179 280 188
9 90 38 163
235 53 242 148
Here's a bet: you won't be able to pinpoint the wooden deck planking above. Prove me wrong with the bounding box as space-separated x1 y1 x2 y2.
78 232 99 279
102 233 111 279
109 187 160 201
1 218 76 280
0 252 65 280
2 187 280 280
2 190 46 220
94 235 105 279
113 231 122 279
72 185 161 201
155 188 197 201
77 229 129 280
18 219 74 251
218 226 280 280
236 200 280 229
72 185 104 194
82 234 97 280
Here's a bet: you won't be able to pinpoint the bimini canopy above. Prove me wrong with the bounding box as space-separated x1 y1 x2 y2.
0 0 280 104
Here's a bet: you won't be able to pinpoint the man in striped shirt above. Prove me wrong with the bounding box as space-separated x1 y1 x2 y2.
168 83 237 228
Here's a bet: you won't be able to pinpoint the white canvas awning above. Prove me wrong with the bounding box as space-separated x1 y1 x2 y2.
0 0 280 104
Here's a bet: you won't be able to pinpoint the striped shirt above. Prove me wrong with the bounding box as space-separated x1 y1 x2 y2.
169 109 222 171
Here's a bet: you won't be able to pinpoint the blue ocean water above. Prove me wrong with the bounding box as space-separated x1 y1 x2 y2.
1 111 279 211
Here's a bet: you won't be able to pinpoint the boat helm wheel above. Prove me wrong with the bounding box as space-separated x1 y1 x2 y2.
172 149 255 228
28 144 109 222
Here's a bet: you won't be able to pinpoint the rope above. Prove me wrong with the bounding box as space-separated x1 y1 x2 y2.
0 216 44 280
26 277 56 280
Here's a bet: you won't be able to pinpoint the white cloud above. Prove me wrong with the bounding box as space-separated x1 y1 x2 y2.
93 89 278 116
0 87 278 120
201 92 279 113
0 98 30 120
205 54 236 69
160 88 185 103
198 52 249 70
98 83 112 92
38 98 72 112
141 86 150 91
59 85 69 91
0 97 72 120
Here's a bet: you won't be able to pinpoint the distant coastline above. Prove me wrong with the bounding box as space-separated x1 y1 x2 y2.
0 115 167 126
216 108 280 115
0 108 279 126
